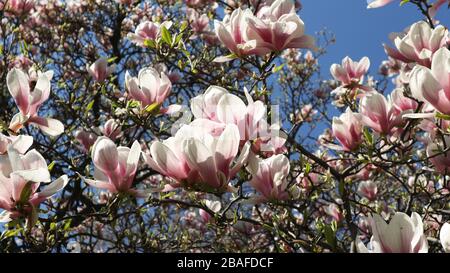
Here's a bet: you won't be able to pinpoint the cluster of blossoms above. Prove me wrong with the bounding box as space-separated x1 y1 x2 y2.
214 0 315 57
367 0 449 17
0 0 448 253
322 4 449 252
143 85 292 201
0 133 67 227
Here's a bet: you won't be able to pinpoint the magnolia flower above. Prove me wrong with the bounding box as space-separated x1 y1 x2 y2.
214 8 264 56
426 136 450 173
246 154 291 202
384 21 448 67
0 144 68 223
102 119 122 141
324 203 344 223
367 0 394 8
332 108 363 151
440 223 450 253
153 63 181 83
409 47 450 115
357 181 378 201
144 123 250 193
355 212 428 253
245 0 315 54
190 86 285 153
125 67 172 109
187 8 210 34
115 0 134 5
128 21 173 46
7 68 64 136
390 88 418 114
0 133 33 155
359 92 402 134
367 0 449 16
213 88 268 142
74 130 98 153
429 0 450 17
199 199 222 223
330 56 371 91
5 0 35 15
86 57 115 82
191 86 228 122
85 137 149 197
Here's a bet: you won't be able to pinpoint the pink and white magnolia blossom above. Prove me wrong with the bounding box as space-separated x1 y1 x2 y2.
359 92 402 134
390 88 418 114
330 56 372 94
128 20 173 46
384 21 448 67
440 223 450 253
357 181 378 201
144 123 250 193
366 0 394 9
332 108 363 151
7 68 65 136
245 0 315 54
102 119 122 141
324 203 344 223
190 86 286 153
429 0 450 17
199 199 221 223
86 57 116 82
187 8 210 34
74 130 98 153
355 212 429 253
153 63 181 83
408 47 450 115
0 133 33 155
246 154 291 202
5 0 35 15
85 137 149 198
125 67 172 109
426 136 450 173
214 8 264 56
0 142 68 223
115 0 135 5
190 85 228 122
367 0 449 17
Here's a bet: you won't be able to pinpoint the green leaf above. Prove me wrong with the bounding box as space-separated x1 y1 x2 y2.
400 0 410 6
1 229 20 239
161 191 176 200
323 224 337 249
144 39 156 48
304 162 311 175
272 63 285 73
213 53 238 63
144 102 161 114
47 161 56 172
174 33 183 46
63 219 72 231
86 100 95 112
107 56 118 63
26 205 38 230
160 26 172 46
127 100 141 109
363 127 373 145
50 222 57 231
19 182 33 204
436 112 450 120
180 21 188 33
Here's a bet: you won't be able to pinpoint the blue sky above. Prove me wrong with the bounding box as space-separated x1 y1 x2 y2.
300 0 449 77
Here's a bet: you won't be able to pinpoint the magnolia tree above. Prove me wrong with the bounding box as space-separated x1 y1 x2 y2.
0 0 449 253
